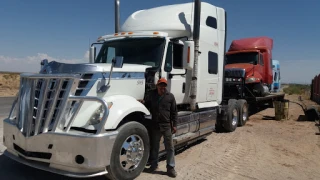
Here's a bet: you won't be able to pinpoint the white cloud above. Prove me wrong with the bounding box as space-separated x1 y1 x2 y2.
84 50 90 60
0 53 87 73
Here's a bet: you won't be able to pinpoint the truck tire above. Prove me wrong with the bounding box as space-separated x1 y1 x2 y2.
236 99 248 127
223 99 239 132
105 121 150 180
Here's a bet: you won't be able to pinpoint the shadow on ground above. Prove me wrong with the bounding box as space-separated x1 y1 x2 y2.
145 138 207 171
249 104 270 116
262 116 275 120
0 138 208 180
0 154 106 180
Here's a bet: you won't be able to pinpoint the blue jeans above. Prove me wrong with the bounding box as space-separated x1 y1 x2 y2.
149 125 175 169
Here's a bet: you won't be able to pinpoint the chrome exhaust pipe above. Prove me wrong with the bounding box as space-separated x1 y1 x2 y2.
115 0 120 33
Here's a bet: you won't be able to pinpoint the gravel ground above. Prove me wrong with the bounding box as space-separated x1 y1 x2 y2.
1 94 320 180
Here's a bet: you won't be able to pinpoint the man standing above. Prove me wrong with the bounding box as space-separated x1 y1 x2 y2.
140 78 178 178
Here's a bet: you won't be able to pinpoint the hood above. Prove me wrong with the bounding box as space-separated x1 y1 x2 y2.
225 63 254 73
225 63 256 78
89 63 152 73
40 61 152 74
225 63 263 82
31 60 153 131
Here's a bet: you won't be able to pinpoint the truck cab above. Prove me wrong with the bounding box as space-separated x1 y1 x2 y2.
225 36 274 97
109 2 227 108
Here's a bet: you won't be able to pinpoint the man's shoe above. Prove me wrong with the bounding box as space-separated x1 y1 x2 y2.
167 167 177 178
145 166 158 173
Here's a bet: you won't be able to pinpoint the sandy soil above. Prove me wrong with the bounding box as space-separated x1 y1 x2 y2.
135 94 320 180
0 73 20 97
0 94 320 179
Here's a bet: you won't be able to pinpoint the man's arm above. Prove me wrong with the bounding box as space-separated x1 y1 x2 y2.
170 94 178 129
141 90 152 110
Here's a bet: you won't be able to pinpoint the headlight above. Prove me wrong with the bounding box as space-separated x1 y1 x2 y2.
88 102 113 125
246 77 256 83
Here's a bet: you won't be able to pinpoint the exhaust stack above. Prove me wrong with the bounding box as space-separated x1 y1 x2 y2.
115 0 120 33
190 0 201 111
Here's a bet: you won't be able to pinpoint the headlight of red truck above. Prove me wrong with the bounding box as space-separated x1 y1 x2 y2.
245 77 260 83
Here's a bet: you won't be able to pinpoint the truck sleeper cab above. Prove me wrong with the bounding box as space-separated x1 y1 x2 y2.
2 2 232 180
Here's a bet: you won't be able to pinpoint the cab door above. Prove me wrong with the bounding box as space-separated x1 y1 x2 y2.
165 41 186 105
258 53 265 78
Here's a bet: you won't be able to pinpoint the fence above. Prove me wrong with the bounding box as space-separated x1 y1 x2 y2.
311 73 320 104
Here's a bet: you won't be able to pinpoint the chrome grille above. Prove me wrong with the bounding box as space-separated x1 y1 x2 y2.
75 73 94 96
224 68 246 78
16 73 80 137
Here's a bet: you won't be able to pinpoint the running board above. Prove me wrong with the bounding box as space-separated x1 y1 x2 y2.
173 132 199 144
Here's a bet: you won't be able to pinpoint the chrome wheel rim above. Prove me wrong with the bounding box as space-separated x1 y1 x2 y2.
232 108 238 126
119 134 144 172
243 105 248 121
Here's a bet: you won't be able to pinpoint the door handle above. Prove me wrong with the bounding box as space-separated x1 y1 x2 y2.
182 83 185 93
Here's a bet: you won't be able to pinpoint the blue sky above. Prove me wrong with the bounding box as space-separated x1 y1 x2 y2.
0 0 319 83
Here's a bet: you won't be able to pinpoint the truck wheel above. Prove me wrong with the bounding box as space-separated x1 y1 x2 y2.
105 121 150 180
224 99 239 132
236 99 248 127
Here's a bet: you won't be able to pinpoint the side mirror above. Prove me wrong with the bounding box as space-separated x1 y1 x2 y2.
253 61 257 65
182 41 194 70
113 56 124 68
89 46 96 63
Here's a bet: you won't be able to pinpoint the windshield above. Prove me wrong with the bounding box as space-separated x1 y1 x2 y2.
226 52 258 65
95 37 166 68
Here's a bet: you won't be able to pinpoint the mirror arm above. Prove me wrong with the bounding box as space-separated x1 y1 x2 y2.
98 56 123 93
107 59 116 86
98 59 114 93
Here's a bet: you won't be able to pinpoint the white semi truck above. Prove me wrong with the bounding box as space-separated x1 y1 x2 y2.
3 1 249 179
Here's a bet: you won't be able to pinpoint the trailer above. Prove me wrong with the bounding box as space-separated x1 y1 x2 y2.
1 1 284 180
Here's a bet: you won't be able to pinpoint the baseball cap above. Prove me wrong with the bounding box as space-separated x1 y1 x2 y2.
157 78 167 85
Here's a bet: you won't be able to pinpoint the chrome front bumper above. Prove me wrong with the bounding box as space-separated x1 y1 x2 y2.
3 119 118 178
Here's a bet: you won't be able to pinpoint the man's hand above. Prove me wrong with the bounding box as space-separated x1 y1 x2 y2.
171 126 177 134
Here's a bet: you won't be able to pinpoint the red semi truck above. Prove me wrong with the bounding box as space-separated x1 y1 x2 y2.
225 36 273 97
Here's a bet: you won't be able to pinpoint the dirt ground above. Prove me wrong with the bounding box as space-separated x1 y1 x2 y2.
0 73 20 97
134 94 320 180
1 89 320 179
